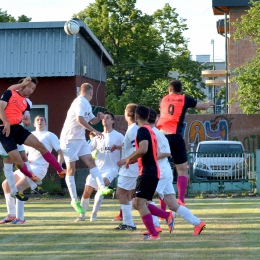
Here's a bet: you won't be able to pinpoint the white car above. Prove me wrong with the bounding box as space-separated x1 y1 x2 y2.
193 140 248 179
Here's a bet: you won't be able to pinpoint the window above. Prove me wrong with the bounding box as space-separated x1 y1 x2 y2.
24 105 48 132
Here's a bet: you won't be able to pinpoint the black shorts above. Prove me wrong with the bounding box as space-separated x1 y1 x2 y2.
165 134 187 164
0 125 31 153
134 175 159 201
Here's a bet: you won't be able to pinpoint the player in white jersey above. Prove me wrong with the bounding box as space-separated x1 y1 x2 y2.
0 115 63 224
143 108 206 236
75 111 124 222
113 103 139 230
60 83 113 214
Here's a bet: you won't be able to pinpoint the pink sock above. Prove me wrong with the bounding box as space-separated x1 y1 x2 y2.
42 151 63 172
159 197 166 210
147 203 169 219
20 163 32 178
142 213 158 236
119 209 123 218
177 176 188 203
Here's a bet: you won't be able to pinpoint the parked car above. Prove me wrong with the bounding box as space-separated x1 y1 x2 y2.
193 140 248 179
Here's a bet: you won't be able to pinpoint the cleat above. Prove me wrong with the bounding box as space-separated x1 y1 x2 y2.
114 224 137 230
74 216 86 222
12 218 26 225
177 199 186 207
71 201 85 214
0 215 16 224
90 212 97 222
100 186 114 196
166 211 174 233
11 191 29 201
142 234 160 241
112 215 123 221
31 186 47 195
143 226 162 236
194 221 206 236
57 169 66 178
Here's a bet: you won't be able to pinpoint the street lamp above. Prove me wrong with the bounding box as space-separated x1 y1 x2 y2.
211 39 215 113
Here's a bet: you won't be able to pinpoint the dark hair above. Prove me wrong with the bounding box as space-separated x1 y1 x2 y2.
169 80 182 93
148 108 157 124
18 77 38 85
104 111 115 121
135 105 149 121
34 114 46 122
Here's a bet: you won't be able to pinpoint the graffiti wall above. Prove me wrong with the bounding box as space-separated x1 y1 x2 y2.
114 114 260 153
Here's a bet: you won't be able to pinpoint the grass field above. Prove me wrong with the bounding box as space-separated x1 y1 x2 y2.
0 196 260 260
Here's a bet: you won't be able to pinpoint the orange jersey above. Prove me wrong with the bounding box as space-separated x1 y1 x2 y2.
157 94 197 134
1 90 30 125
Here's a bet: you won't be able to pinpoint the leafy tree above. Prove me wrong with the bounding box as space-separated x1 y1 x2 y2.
75 0 207 114
0 8 31 22
231 0 260 114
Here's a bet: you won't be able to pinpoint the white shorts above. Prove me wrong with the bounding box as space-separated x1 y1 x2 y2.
61 139 91 163
156 176 176 200
0 143 25 157
15 164 47 189
117 175 137 191
86 169 118 190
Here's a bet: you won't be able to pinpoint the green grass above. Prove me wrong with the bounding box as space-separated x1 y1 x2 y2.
0 197 260 260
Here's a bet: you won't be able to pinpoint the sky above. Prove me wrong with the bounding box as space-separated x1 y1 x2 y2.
0 0 226 62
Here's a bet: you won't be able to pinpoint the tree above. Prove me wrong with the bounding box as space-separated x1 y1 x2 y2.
75 0 207 114
0 8 31 22
231 0 260 114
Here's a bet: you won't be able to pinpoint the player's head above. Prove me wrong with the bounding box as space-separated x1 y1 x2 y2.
102 111 115 128
33 115 47 131
80 83 93 100
169 80 182 94
135 105 149 122
125 103 138 121
148 108 157 124
18 77 38 97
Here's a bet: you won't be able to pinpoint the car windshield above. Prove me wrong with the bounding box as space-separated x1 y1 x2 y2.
197 143 243 157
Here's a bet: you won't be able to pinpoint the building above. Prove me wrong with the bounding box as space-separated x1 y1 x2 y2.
0 20 113 136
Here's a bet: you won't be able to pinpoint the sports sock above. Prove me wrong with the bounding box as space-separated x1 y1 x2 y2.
80 197 90 218
20 163 33 178
16 199 25 220
24 162 37 190
65 175 78 202
92 191 104 214
159 197 167 210
150 202 160 227
42 151 63 172
177 176 188 204
4 163 18 194
142 213 158 237
119 209 123 218
121 202 135 226
5 193 16 216
147 202 169 219
177 205 201 226
89 167 104 188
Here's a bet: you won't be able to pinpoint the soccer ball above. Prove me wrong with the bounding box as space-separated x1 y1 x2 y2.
64 20 80 36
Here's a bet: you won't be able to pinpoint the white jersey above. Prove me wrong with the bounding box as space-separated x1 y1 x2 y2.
60 96 95 140
25 130 60 169
152 126 172 179
90 130 124 174
118 123 139 177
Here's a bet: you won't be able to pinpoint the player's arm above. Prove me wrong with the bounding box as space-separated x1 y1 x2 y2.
0 100 10 136
110 144 122 152
89 112 104 125
195 100 215 110
77 116 103 138
8 77 31 91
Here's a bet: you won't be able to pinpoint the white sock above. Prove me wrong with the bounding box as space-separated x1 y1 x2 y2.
79 197 90 218
5 193 16 216
121 203 135 226
4 164 18 195
65 175 78 202
16 199 25 220
150 201 160 227
92 191 104 214
89 167 104 188
177 205 201 226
